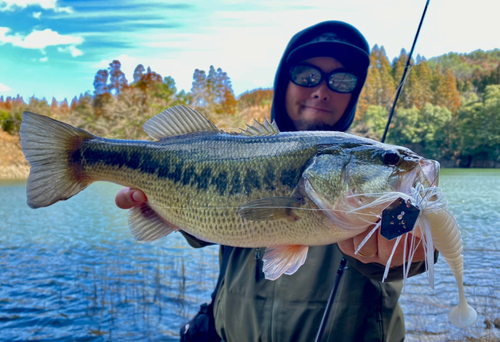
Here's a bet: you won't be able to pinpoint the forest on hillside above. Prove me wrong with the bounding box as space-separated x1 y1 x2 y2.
1 46 500 167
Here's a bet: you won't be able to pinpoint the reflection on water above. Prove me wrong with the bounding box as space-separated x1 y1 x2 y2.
0 169 500 341
0 181 218 341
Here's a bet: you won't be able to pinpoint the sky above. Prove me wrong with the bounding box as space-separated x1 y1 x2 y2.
0 0 499 102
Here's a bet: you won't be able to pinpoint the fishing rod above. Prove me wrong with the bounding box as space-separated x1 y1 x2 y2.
314 2 431 341
381 0 431 143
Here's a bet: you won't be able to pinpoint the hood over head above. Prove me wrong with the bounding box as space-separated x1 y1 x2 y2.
271 21 370 132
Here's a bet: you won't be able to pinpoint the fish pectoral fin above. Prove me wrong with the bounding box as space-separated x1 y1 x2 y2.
143 105 219 140
262 245 309 280
128 203 179 242
238 197 304 221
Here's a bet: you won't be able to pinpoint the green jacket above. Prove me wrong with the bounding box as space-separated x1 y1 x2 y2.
182 233 432 342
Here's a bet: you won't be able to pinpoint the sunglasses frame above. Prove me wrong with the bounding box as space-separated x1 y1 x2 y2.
289 64 358 94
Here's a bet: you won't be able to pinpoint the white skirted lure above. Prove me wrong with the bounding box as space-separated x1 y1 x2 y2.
351 183 478 328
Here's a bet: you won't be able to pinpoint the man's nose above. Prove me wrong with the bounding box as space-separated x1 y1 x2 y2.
311 81 330 100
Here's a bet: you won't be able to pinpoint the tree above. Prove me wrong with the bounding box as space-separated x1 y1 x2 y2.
414 59 433 109
50 97 59 114
455 85 500 163
191 68 208 109
133 64 146 84
60 98 70 115
93 69 109 95
190 66 238 117
70 96 78 112
108 60 128 95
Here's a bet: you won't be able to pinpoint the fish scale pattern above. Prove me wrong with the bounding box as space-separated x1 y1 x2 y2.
80 131 403 247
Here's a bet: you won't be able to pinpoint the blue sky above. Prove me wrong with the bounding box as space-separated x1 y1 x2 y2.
1 0 499 102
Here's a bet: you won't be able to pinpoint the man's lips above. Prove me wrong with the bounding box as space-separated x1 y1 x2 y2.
302 105 332 113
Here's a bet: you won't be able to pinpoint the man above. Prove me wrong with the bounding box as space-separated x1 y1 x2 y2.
116 21 430 341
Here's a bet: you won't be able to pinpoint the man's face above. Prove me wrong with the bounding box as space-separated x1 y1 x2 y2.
285 57 352 131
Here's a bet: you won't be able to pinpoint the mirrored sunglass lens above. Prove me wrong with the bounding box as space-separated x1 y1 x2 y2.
329 73 357 93
291 66 321 87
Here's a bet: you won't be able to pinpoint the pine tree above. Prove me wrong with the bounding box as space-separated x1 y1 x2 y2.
133 64 145 84
414 59 433 109
93 70 109 95
443 68 461 112
392 49 410 107
191 68 208 109
70 96 78 112
60 98 70 115
50 97 59 115
378 46 396 107
108 60 128 95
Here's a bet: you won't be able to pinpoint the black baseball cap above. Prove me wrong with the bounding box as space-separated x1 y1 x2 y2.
286 31 370 72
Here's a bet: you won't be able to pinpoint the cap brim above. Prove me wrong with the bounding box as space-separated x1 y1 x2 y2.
286 41 369 71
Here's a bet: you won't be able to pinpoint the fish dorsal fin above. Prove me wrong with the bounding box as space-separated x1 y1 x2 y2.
239 118 280 136
143 105 219 140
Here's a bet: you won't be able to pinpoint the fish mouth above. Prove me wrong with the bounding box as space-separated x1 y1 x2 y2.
390 156 440 195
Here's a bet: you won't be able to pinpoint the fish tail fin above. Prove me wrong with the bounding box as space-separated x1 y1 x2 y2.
20 111 95 208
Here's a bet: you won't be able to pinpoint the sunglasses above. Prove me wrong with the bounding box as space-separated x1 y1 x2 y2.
289 64 358 93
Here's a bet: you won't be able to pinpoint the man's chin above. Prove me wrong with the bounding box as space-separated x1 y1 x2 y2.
293 120 337 131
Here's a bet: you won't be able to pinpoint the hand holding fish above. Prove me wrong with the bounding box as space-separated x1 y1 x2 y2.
337 224 428 266
115 187 147 209
116 188 430 267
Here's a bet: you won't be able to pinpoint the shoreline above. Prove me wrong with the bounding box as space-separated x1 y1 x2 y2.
0 131 30 180
1 130 499 180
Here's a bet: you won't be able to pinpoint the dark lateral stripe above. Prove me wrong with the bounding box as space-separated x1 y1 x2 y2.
82 147 128 168
244 169 261 195
211 171 228 196
280 168 299 188
80 143 302 195
230 170 242 195
263 165 275 191
182 165 196 185
193 167 212 190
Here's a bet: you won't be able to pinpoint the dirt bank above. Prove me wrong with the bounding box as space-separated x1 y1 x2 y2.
0 131 30 180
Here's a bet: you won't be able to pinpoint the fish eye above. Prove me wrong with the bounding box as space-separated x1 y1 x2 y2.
383 151 401 165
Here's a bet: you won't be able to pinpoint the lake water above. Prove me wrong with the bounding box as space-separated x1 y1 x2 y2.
0 169 499 341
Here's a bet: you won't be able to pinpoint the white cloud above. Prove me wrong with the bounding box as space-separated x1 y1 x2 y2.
32 11 41 18
57 45 83 57
0 0 72 13
39 56 48 62
0 83 12 91
0 27 83 56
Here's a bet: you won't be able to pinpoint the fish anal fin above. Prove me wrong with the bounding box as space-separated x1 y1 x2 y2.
262 245 309 280
143 105 219 140
128 203 179 242
238 197 304 221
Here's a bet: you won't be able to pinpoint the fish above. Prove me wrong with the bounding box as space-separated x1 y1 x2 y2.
20 105 476 327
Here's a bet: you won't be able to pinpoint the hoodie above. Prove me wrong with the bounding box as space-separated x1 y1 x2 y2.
271 21 370 132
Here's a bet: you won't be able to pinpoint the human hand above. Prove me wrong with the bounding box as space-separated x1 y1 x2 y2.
115 187 147 209
337 225 429 267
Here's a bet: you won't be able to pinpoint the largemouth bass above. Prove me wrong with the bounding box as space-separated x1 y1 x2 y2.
20 105 476 327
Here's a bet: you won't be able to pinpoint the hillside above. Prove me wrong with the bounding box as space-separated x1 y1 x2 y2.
0 131 29 179
427 48 500 79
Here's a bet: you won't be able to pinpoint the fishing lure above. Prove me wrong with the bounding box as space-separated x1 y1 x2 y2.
351 183 478 328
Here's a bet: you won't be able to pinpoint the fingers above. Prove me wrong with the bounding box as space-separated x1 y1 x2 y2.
338 228 430 267
115 187 147 209
352 227 378 259
377 233 427 266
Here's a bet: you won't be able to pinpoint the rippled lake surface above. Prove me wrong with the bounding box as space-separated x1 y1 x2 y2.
0 169 499 341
